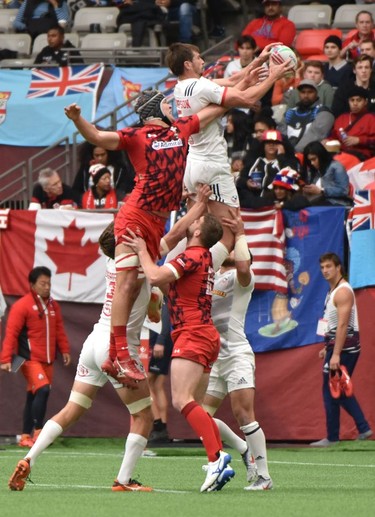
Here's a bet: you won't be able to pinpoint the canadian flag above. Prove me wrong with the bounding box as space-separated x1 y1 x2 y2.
0 210 114 303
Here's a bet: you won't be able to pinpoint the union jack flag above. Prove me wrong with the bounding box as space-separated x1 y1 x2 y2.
348 190 375 232
27 64 103 99
241 208 287 293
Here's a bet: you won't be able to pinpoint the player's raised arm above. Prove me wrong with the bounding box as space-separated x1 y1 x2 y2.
65 103 120 150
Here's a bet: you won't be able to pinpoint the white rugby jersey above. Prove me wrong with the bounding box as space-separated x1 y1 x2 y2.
212 268 255 358
174 76 229 160
324 282 359 335
95 259 150 345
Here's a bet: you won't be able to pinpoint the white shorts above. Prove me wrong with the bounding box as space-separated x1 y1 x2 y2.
75 326 145 389
206 348 255 400
184 156 239 207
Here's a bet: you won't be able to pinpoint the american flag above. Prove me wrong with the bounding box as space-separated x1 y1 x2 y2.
27 64 103 99
347 190 375 232
241 208 287 293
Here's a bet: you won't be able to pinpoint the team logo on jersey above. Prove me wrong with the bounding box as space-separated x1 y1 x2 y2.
152 138 183 150
77 364 89 377
0 92 11 125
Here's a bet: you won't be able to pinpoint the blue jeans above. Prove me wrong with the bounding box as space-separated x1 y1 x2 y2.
168 3 196 43
322 348 370 441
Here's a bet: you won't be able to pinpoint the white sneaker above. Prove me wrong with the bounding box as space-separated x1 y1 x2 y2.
207 465 235 492
241 448 258 483
200 451 232 492
309 438 339 447
244 476 273 491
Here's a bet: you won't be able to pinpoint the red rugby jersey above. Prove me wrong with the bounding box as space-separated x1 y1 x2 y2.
117 115 199 213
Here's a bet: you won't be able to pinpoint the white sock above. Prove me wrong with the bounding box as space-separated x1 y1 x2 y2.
240 421 270 479
214 418 247 455
116 433 147 485
27 420 63 467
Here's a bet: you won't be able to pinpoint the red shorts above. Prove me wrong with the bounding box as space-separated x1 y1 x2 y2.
21 360 53 393
115 205 166 262
171 325 220 373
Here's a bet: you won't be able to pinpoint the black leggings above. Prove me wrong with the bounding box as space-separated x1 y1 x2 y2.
22 385 51 434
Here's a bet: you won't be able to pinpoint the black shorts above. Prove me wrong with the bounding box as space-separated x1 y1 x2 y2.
148 328 173 376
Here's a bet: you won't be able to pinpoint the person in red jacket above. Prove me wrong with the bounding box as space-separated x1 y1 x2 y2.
331 85 375 161
0 267 71 447
81 164 118 209
241 0 296 51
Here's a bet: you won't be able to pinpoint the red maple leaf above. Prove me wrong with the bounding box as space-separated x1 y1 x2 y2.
45 219 101 291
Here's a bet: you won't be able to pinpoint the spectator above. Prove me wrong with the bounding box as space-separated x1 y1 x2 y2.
29 168 78 209
323 35 353 88
341 10 375 61
224 108 251 159
224 35 257 78
81 164 119 209
359 39 375 63
236 129 300 208
279 79 335 154
241 0 296 51
0 266 71 448
332 55 375 116
230 150 246 181
14 0 70 40
267 167 310 210
72 142 135 201
330 85 375 161
116 0 164 47
301 141 351 206
34 25 83 66
310 253 372 447
286 61 335 110
155 1 198 44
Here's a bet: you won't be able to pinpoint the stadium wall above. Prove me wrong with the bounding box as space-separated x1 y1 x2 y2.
1 290 374 442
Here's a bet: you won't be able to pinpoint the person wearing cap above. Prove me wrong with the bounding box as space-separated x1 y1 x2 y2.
279 79 335 154
236 129 300 208
241 0 296 51
81 164 118 209
330 85 375 160
267 167 310 210
64 91 231 387
286 61 335 110
301 141 351 206
341 10 375 62
323 35 353 89
332 54 375 117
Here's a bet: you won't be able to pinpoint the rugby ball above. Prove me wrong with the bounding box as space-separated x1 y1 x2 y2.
270 45 298 71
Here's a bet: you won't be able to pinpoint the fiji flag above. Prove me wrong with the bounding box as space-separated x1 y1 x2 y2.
0 64 103 146
348 189 375 288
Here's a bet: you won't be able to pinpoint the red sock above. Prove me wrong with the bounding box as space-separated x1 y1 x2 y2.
109 332 116 361
113 326 129 360
181 401 221 462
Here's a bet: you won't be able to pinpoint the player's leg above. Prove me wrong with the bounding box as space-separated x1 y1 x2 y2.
148 372 170 442
19 391 35 447
112 377 153 492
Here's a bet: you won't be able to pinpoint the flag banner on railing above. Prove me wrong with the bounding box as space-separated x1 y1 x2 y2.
0 64 104 146
347 157 375 191
0 207 346 351
245 207 346 352
347 189 375 289
96 67 170 129
0 210 113 303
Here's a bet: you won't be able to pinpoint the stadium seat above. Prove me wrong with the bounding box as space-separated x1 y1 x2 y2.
32 32 80 56
0 57 35 69
72 7 119 35
294 29 342 60
332 4 375 30
0 8 18 33
287 4 332 30
79 33 127 63
0 33 32 57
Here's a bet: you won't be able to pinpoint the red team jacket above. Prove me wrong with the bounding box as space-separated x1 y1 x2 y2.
0 292 70 365
242 16 296 50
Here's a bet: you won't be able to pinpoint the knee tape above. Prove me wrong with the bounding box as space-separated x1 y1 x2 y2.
115 252 139 271
126 396 152 415
69 391 93 410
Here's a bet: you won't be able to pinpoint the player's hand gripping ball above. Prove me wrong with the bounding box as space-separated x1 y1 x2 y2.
270 45 298 71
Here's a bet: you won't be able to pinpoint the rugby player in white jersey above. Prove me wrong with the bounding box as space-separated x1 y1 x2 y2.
166 42 293 250
202 208 273 491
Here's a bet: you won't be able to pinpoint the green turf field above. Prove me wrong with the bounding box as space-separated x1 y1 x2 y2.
0 438 374 517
